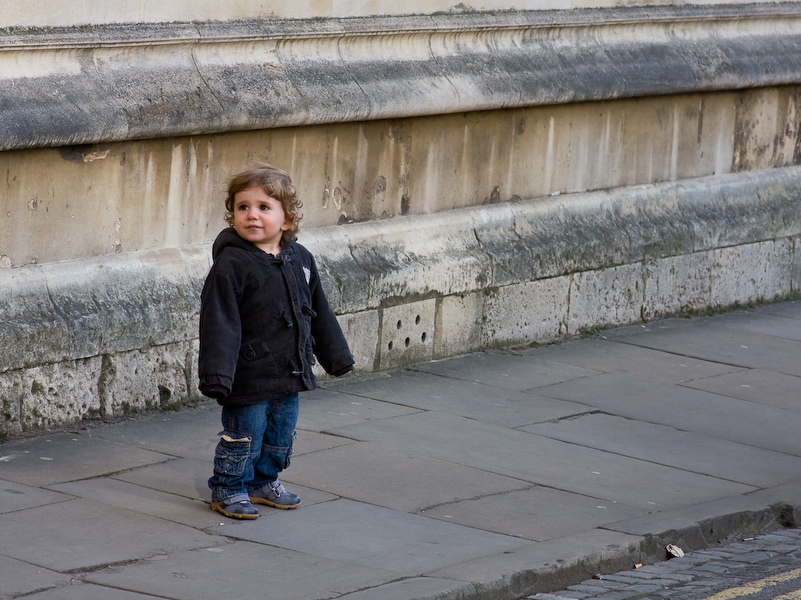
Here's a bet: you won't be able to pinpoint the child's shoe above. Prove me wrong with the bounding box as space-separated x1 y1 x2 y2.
249 480 301 509
210 496 259 520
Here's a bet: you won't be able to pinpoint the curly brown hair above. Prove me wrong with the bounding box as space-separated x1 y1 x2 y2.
224 162 303 244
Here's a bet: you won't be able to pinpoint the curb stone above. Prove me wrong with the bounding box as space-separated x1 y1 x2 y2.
358 506 796 600
428 504 795 600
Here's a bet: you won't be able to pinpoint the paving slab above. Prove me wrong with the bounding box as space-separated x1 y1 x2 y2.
0 478 71 514
106 456 214 501
524 413 801 488
605 319 801 375
680 368 801 412
427 528 644 593
604 485 801 540
292 428 356 454
22 582 167 600
758 300 801 320
209 498 529 574
332 370 594 428
0 432 170 486
288 441 530 512
329 411 755 509
605 494 777 540
48 477 226 530
412 351 598 390
712 307 801 341
86 542 394 600
420 485 645 541
536 372 801 456
0 498 223 572
89 405 220 459
0 555 71 599
336 577 478 600
297 386 421 432
527 338 741 383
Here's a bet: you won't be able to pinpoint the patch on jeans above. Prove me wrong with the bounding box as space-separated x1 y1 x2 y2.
214 432 251 477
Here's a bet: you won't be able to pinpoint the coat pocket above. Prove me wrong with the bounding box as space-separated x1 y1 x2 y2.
237 340 279 380
240 341 272 362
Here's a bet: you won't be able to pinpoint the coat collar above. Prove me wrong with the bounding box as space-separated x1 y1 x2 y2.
212 228 295 262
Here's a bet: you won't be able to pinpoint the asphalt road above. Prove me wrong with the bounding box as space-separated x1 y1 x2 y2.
676 563 801 600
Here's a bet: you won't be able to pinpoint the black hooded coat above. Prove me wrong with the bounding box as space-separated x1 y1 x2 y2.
198 228 354 407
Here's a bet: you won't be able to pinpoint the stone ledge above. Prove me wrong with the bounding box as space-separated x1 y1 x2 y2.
1 167 800 375
2 167 800 433
306 166 801 314
0 247 209 373
2 4 801 150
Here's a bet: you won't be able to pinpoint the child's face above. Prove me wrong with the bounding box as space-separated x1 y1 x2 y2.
232 186 291 253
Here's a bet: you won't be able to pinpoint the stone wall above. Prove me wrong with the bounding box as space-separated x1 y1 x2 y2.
2 4 801 437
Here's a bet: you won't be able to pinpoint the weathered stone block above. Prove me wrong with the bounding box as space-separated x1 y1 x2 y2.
568 264 644 334
20 358 102 431
348 212 489 306
710 240 792 308
470 204 535 287
483 277 571 347
733 86 801 172
435 293 486 359
337 310 380 372
0 266 70 372
678 175 766 252
606 185 694 261
100 342 197 418
794 238 801 294
378 300 436 369
753 169 801 240
301 226 369 314
512 193 633 279
0 370 23 437
642 252 713 320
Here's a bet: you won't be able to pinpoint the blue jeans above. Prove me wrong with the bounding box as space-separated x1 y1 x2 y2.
208 392 299 502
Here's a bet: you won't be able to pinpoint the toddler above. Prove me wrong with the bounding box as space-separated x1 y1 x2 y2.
198 162 354 519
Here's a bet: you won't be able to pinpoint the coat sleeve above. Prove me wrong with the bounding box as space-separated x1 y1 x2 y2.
307 255 355 376
198 268 241 397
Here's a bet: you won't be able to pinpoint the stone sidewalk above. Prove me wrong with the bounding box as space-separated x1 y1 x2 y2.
2 301 801 600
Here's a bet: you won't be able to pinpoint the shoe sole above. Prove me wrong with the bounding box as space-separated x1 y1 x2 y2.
249 497 301 510
210 502 259 520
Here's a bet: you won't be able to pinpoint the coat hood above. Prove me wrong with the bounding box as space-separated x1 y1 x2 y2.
211 228 254 260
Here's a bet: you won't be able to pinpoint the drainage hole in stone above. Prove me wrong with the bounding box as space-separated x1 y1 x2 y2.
415 315 421 325
405 337 411 347
388 341 394 350
396 320 402 330
421 332 427 343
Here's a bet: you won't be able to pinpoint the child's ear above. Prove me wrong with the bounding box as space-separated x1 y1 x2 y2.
281 211 295 231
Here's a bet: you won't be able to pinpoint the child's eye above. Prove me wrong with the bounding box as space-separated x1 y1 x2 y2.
260 204 270 211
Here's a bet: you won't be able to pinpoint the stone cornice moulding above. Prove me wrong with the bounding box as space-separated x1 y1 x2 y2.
1 3 801 151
